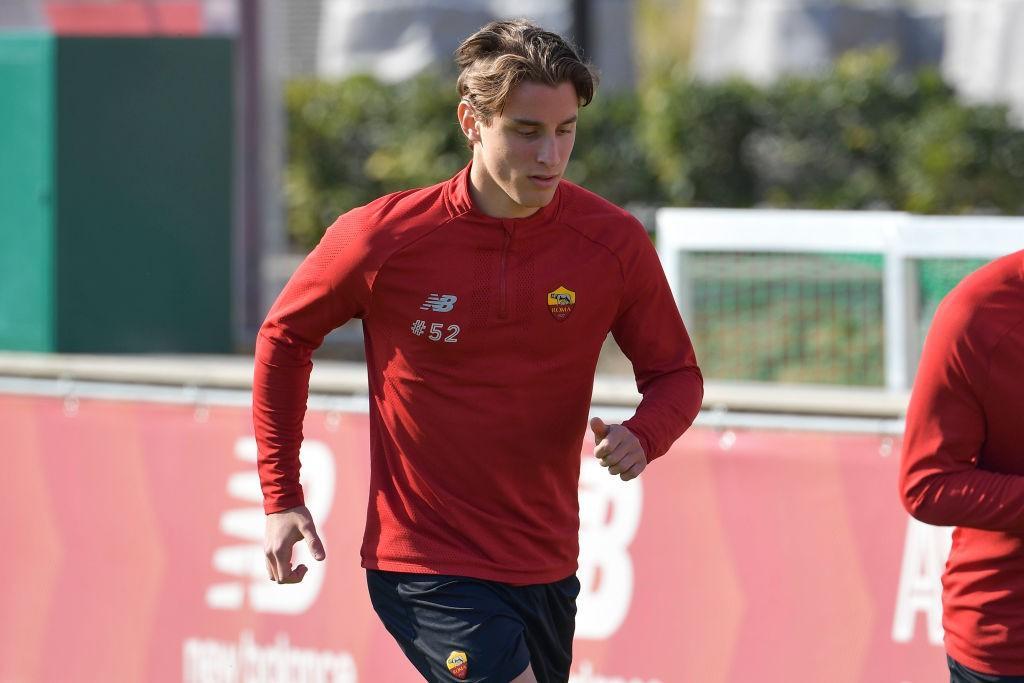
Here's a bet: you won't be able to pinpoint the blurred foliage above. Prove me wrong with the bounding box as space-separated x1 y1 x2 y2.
285 72 465 248
640 73 762 206
285 49 1024 249
564 90 667 205
895 102 1024 214
744 52 951 210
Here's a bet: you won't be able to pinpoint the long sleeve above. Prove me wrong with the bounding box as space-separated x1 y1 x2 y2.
253 212 377 513
613 223 704 461
899 291 1024 531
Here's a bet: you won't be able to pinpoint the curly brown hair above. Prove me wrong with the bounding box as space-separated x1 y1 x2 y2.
455 19 598 125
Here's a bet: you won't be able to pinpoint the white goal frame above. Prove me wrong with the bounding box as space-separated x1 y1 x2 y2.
656 208 1024 392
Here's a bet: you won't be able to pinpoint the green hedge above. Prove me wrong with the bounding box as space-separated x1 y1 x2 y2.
286 51 1024 249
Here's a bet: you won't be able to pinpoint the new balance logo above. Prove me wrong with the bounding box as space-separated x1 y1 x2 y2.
205 437 336 614
420 293 457 312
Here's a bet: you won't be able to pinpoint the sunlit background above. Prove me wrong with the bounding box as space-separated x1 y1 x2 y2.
1 1 1022 681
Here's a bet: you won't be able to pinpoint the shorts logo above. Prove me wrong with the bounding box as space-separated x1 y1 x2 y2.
446 651 468 680
547 286 576 321
421 293 457 312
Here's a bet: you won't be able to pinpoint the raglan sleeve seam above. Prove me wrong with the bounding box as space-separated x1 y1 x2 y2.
367 212 468 317
557 217 630 309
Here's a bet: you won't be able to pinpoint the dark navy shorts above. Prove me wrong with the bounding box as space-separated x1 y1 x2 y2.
949 656 1024 682
366 569 580 682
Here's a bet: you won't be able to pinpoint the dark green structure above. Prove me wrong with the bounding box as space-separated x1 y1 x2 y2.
0 34 233 353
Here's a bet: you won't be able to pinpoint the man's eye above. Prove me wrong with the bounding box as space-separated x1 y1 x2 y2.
557 128 574 135
518 129 538 137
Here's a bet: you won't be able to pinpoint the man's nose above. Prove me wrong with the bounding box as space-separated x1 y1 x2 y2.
536 134 559 167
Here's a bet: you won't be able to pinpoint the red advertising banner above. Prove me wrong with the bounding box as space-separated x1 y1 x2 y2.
1 392 948 682
44 2 203 36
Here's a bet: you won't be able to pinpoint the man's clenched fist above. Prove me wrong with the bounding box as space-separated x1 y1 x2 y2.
590 417 647 481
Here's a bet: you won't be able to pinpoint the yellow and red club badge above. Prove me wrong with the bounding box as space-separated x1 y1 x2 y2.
446 651 468 680
547 286 576 321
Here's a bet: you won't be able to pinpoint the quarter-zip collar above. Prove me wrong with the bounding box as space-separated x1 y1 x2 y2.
444 163 562 320
443 161 563 229
498 224 512 319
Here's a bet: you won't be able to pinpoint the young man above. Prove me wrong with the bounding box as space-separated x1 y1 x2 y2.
254 19 703 682
899 250 1024 682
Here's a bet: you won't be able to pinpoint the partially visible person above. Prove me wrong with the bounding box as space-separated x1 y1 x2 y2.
900 250 1024 682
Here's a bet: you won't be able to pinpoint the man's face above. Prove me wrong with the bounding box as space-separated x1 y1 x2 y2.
461 81 579 218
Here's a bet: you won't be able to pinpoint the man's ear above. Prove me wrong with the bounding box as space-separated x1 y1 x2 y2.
457 99 483 144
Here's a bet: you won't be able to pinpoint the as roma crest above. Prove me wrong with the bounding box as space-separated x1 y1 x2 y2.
547 286 576 321
446 651 468 680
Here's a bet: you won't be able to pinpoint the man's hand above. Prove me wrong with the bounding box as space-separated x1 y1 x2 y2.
264 505 326 584
590 417 647 481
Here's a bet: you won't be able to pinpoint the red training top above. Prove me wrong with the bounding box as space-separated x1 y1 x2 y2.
254 164 704 585
900 250 1024 674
